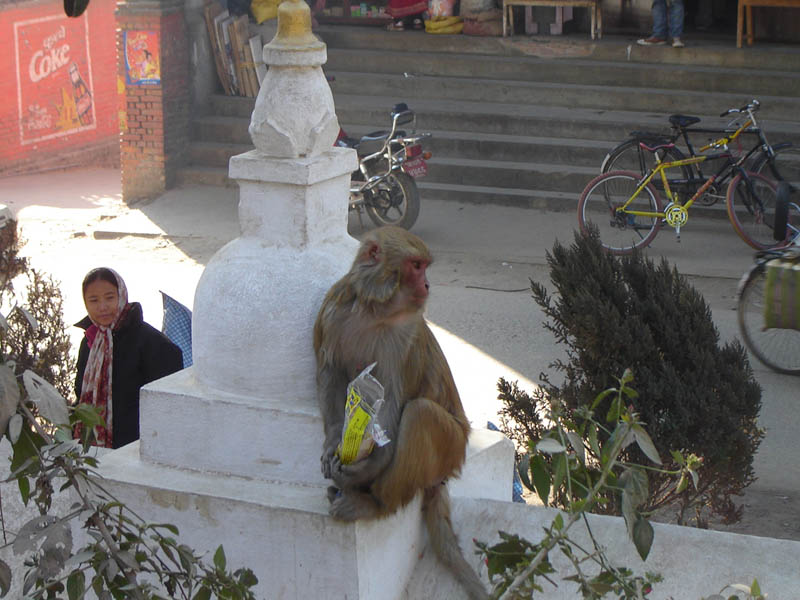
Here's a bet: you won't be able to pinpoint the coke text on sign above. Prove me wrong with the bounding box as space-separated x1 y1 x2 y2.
13 12 96 144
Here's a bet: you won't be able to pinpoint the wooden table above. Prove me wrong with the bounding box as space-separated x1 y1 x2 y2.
502 0 601 39
737 0 800 47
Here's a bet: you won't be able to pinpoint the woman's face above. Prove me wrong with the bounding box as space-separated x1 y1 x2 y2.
84 279 119 327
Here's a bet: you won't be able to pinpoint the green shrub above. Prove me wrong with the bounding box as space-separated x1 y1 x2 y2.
0 218 74 398
499 229 763 525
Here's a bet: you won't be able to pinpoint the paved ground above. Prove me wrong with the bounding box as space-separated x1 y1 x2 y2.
0 166 797 541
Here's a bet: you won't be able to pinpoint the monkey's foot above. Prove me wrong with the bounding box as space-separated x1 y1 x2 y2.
329 490 380 521
326 485 341 504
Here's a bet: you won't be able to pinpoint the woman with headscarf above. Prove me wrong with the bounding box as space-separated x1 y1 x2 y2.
75 267 183 449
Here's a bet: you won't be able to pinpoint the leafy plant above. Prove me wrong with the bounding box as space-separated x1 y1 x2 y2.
702 578 766 600
478 371 670 599
500 229 763 526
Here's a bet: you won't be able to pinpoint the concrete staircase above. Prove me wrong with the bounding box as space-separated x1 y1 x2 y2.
178 26 800 209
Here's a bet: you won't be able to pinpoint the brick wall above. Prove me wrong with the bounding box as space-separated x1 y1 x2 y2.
0 0 120 176
117 0 189 201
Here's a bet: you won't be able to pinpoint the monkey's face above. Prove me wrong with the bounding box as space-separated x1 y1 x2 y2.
402 257 430 309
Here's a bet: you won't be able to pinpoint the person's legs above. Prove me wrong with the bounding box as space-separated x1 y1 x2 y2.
651 0 668 38
637 0 668 44
668 0 685 39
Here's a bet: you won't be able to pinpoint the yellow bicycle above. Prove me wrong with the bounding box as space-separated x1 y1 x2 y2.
578 138 785 255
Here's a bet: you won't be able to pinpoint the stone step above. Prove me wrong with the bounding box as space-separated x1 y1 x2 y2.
188 141 248 167
336 96 800 146
428 156 596 192
205 93 800 147
326 71 800 120
315 25 800 73
193 115 251 144
325 47 800 98
175 164 235 188
181 27 800 207
186 132 611 168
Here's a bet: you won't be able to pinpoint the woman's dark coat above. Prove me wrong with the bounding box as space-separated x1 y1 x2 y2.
75 302 183 449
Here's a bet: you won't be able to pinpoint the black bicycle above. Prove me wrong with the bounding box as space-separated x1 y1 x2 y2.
600 100 797 207
737 183 800 374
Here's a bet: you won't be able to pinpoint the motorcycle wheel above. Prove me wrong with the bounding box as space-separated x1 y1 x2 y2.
364 171 420 230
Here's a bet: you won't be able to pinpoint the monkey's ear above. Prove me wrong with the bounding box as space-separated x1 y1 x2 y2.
362 240 382 265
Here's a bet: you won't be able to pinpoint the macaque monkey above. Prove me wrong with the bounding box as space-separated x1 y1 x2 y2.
313 226 488 600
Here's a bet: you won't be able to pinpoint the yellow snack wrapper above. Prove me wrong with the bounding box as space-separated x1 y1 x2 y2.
338 363 389 464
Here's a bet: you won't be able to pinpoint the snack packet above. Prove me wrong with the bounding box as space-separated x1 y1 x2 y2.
338 363 390 464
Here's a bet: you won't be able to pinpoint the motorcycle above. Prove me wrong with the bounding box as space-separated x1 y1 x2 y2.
335 103 431 230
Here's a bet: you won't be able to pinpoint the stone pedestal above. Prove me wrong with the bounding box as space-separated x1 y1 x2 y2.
97 369 513 598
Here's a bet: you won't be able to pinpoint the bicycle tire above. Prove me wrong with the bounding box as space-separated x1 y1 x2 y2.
751 142 799 185
726 171 781 250
578 171 662 255
737 261 800 375
773 182 792 241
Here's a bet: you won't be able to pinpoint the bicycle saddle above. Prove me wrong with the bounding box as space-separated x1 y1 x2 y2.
669 114 701 128
639 141 676 152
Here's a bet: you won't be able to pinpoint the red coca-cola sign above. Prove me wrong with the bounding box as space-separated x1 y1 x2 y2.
13 12 96 145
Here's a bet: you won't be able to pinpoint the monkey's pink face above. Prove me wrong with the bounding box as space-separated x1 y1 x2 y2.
404 257 430 308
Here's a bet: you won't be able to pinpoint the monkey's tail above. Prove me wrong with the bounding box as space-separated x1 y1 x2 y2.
423 485 489 600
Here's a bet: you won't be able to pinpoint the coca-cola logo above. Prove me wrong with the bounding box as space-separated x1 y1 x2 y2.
28 25 70 83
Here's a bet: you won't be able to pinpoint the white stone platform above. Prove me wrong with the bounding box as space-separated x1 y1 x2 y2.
95 375 515 600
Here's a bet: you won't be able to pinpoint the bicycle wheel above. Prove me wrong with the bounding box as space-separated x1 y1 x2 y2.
726 171 781 250
737 262 800 375
751 142 800 186
578 171 662 255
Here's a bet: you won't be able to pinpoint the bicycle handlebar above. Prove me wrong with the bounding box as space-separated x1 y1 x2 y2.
720 99 760 117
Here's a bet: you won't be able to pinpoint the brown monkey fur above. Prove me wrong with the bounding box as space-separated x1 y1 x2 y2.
313 226 488 600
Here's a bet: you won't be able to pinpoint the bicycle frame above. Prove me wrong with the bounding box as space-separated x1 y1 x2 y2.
616 147 750 235
621 100 784 193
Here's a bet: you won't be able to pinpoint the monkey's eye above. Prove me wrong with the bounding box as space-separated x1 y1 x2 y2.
412 260 423 270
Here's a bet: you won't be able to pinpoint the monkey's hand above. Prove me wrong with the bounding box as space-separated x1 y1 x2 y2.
329 444 392 489
320 435 340 479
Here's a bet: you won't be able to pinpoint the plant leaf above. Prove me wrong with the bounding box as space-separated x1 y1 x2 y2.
632 516 654 561
552 453 567 494
13 515 58 555
591 388 616 410
751 578 762 596
193 587 212 600
23 370 69 426
536 438 567 454
0 364 19 436
18 476 30 505
531 455 550 506
566 431 585 465
67 570 86 600
0 559 11 598
72 403 105 429
632 424 662 465
517 454 533 492
588 423 600 457
16 307 38 332
8 414 22 444
676 473 688 494
214 545 226 571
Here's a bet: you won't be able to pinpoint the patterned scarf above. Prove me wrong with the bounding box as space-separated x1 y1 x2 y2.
79 268 132 448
